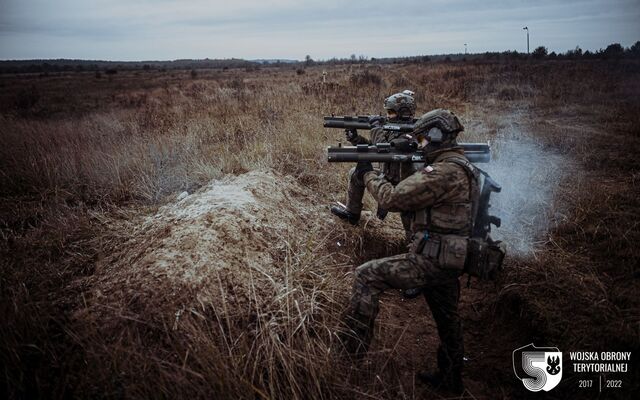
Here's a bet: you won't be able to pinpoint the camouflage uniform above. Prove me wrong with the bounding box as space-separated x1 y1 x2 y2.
343 146 478 389
345 126 417 235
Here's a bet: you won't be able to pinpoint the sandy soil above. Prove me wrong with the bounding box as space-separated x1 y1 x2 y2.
87 170 325 312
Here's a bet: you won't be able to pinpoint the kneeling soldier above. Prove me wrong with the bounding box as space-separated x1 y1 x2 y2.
339 109 478 395
330 90 417 232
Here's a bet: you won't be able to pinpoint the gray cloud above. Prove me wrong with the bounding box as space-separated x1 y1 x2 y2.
0 0 638 60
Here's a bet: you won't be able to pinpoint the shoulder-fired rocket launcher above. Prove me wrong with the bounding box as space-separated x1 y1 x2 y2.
327 143 491 164
324 115 417 132
324 115 491 163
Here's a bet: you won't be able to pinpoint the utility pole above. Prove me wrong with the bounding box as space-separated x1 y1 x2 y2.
523 26 529 54
464 43 468 55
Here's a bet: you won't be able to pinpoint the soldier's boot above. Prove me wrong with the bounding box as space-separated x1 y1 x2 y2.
335 314 373 360
417 348 464 394
330 204 360 225
335 327 369 360
401 287 423 299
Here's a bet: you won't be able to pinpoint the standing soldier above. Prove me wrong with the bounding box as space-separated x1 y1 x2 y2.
338 109 477 395
330 90 417 236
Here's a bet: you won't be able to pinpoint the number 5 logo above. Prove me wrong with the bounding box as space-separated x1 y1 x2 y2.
513 343 563 392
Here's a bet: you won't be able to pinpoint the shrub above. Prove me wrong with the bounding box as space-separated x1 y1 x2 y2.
349 69 383 86
602 43 624 59
532 46 548 59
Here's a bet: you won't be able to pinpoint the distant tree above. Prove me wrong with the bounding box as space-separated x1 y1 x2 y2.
630 41 640 58
565 46 582 58
190 69 198 79
502 50 522 60
628 40 640 57
602 43 624 59
422 55 431 62
305 54 314 67
532 46 548 59
548 51 557 59
143 64 151 71
105 68 118 75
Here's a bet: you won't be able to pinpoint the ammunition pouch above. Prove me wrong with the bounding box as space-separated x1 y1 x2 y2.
410 233 467 271
411 233 506 279
439 235 467 271
465 237 506 280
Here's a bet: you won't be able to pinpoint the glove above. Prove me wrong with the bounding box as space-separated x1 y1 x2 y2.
344 128 359 144
368 115 385 127
354 161 374 180
390 137 417 152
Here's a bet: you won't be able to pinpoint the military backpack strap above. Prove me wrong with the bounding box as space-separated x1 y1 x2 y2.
440 155 481 230
439 154 478 180
445 159 506 283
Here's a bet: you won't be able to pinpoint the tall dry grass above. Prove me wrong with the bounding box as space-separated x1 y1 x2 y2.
2 60 639 398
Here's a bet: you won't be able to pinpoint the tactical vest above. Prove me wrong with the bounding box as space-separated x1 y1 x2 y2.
408 151 481 272
411 152 480 236
408 151 506 279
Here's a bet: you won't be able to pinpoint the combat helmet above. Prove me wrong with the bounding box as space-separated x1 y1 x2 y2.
384 90 416 118
413 109 464 144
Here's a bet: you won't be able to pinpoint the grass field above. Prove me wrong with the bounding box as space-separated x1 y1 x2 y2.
1 59 639 399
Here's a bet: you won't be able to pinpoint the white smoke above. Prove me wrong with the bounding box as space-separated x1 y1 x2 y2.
481 131 573 256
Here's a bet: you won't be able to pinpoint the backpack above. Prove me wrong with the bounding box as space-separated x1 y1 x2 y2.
445 157 506 280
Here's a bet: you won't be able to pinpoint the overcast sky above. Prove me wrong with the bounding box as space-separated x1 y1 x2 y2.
0 0 638 61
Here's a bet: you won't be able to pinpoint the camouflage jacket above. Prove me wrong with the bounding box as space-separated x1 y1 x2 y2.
353 126 416 185
363 148 477 236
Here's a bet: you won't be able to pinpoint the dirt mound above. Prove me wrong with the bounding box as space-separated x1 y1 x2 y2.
66 169 357 398
91 170 324 305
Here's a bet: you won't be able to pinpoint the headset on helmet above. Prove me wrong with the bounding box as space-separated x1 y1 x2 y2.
413 109 464 144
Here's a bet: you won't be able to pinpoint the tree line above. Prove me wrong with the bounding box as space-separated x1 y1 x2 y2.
2 41 638 75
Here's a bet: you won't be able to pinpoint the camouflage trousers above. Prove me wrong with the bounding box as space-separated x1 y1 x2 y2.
345 166 372 215
343 252 464 377
345 167 412 237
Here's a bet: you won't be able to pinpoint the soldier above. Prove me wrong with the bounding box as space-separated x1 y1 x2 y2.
330 90 417 234
338 109 478 395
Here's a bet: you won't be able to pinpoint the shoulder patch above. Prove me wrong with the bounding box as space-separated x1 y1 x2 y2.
423 165 434 173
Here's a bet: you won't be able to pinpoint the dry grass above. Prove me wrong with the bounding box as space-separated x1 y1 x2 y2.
1 60 639 398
